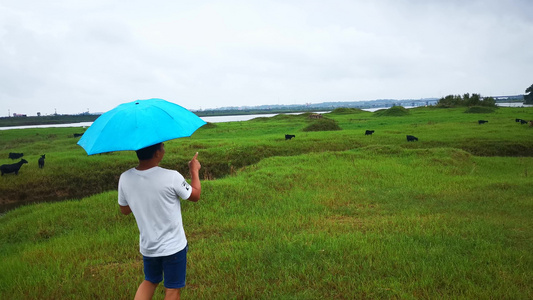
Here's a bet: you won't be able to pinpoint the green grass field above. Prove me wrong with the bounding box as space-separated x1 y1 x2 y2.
1 106 532 299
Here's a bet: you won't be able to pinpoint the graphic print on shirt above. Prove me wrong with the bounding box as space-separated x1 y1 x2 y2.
182 180 190 191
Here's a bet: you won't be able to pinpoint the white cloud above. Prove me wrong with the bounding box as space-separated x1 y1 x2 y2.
1 0 532 115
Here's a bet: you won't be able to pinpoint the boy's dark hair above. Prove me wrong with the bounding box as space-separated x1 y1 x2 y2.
136 143 162 161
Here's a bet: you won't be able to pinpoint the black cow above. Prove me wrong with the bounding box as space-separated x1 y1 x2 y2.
1 159 28 176
365 130 375 135
406 135 418 142
285 134 296 140
73 133 83 137
515 118 522 123
520 120 528 125
38 154 46 169
478 120 488 124
8 152 24 159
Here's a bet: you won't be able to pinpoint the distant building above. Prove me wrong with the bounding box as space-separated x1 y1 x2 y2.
13 113 27 117
37 112 41 116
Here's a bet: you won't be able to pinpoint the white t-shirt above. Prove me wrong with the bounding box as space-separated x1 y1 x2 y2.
118 166 192 257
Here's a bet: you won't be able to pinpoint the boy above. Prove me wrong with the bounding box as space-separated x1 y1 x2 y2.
118 142 201 300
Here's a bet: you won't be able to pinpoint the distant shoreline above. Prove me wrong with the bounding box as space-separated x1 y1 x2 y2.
1 102 529 128
0 108 323 128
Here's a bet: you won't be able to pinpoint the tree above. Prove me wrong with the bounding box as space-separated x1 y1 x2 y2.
527 84 533 94
482 96 496 107
437 95 462 107
437 93 496 108
525 83 533 104
467 93 481 106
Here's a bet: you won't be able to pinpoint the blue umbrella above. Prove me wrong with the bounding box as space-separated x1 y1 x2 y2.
77 98 206 155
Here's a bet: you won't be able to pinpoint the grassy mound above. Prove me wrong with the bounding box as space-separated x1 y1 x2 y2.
464 106 496 113
374 106 410 116
251 113 309 122
302 118 342 132
329 107 365 114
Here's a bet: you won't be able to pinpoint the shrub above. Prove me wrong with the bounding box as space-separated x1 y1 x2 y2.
302 118 341 132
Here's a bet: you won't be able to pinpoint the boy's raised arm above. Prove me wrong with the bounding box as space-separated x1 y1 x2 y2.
188 152 201 202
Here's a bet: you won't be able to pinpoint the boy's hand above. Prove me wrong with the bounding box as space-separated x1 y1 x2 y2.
189 152 201 174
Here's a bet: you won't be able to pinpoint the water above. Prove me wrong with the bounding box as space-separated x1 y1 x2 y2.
0 109 399 131
0 112 329 130
0 121 94 131
496 102 533 108
1 103 530 131
1 104 531 131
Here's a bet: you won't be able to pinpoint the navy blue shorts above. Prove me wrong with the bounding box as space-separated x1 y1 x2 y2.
142 245 188 289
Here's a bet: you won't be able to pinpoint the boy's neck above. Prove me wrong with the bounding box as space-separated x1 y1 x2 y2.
136 159 159 171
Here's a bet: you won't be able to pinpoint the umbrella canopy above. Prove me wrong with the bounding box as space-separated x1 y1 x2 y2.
77 98 206 155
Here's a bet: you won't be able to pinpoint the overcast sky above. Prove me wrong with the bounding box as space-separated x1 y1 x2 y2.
1 0 532 116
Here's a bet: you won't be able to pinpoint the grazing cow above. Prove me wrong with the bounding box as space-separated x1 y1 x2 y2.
8 152 24 159
478 120 488 124
520 119 528 125
38 154 46 169
285 134 296 140
1 159 28 176
73 133 83 137
515 118 522 123
365 130 375 135
529 121 533 127
309 113 323 119
406 135 418 142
